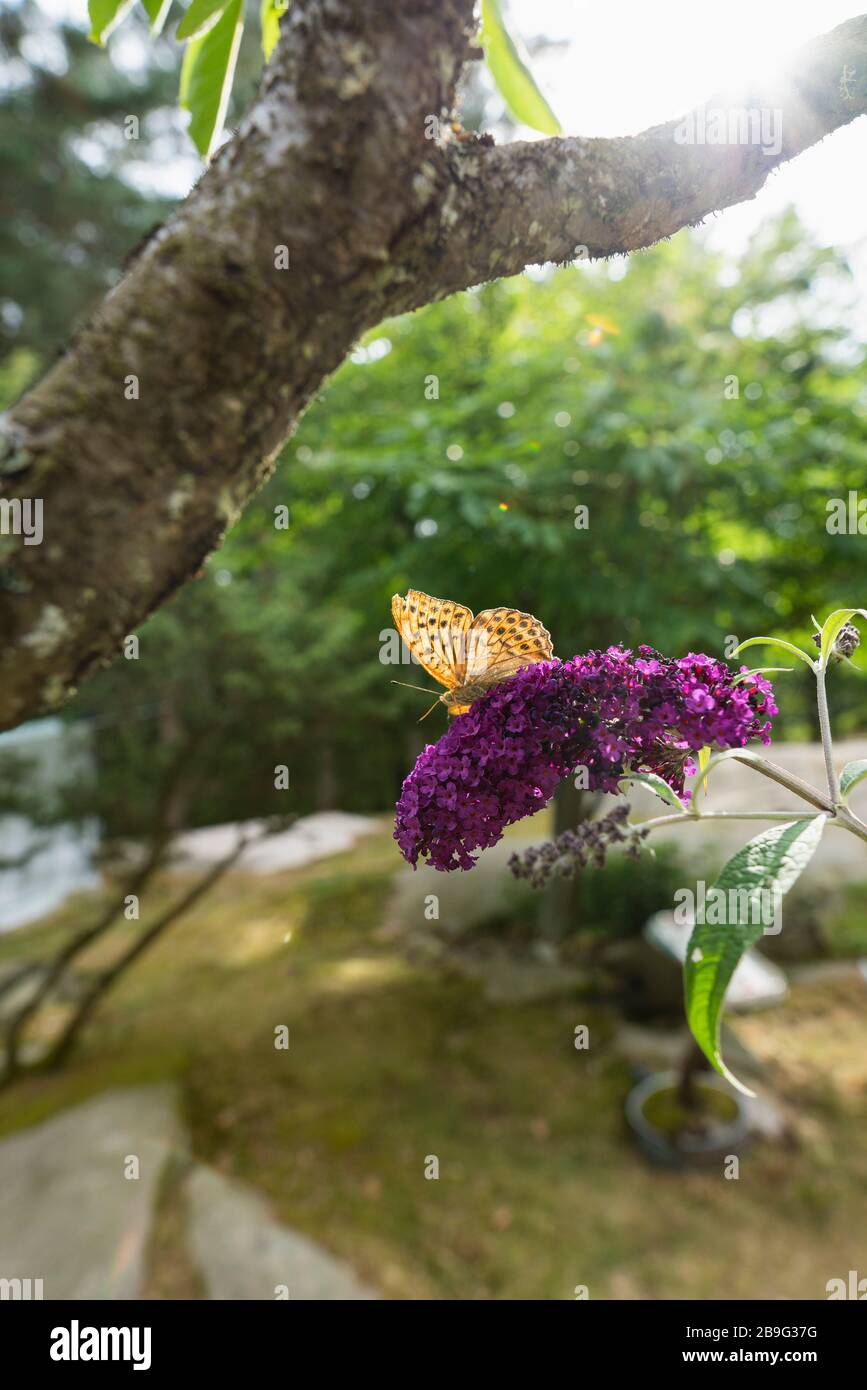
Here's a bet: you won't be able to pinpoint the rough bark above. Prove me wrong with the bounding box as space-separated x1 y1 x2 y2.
1 2 865 731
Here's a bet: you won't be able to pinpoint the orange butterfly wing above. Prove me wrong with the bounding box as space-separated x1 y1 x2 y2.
391 590 473 691
464 606 553 684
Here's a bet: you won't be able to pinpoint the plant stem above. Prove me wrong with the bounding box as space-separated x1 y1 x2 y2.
637 807 867 850
677 1033 711 1114
731 753 833 811
815 661 840 804
638 809 824 834
834 805 867 847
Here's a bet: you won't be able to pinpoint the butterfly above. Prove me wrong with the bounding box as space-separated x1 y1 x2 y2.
391 589 553 719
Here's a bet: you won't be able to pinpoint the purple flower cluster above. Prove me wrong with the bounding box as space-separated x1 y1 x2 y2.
394 647 776 872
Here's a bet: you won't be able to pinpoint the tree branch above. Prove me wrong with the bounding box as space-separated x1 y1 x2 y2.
1 3 865 731
404 14 867 300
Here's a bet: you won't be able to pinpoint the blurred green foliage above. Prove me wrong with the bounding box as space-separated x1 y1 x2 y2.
0 1 263 381
0 5 172 375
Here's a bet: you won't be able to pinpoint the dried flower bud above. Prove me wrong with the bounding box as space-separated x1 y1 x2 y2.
812 622 861 660
508 804 650 888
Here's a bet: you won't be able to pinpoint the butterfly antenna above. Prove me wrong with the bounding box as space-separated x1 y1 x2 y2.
390 680 439 694
417 698 441 723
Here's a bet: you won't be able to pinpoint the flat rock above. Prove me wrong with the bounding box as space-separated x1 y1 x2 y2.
0 1084 182 1299
613 1023 688 1070
788 959 865 987
381 836 541 943
748 1091 790 1142
445 948 585 1003
184 1163 378 1300
173 812 381 874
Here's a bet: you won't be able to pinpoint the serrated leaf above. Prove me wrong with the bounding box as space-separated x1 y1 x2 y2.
177 0 227 42
731 636 816 670
685 816 827 1095
180 0 244 159
819 607 867 667
141 0 173 35
840 758 867 802
620 771 684 810
88 0 134 44
260 0 286 60
480 0 561 136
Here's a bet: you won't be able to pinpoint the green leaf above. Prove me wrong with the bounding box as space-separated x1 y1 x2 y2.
620 771 684 811
685 817 827 1095
819 607 867 668
260 0 286 60
731 636 816 670
177 0 228 42
731 666 792 685
88 0 134 45
840 758 867 802
180 0 244 159
480 0 561 136
693 746 712 803
692 746 766 796
141 0 173 35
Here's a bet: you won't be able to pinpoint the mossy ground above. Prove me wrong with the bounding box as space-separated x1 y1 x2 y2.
0 821 865 1299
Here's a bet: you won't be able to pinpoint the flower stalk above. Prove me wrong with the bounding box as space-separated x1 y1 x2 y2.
815 660 840 805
